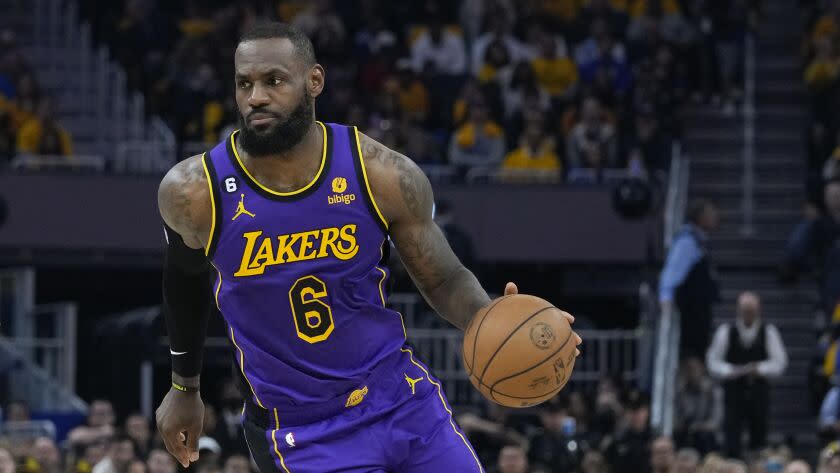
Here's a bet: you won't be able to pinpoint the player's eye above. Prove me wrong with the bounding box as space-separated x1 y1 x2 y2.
269 77 284 86
237 80 251 89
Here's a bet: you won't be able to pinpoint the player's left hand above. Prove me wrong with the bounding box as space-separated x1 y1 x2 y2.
504 282 582 357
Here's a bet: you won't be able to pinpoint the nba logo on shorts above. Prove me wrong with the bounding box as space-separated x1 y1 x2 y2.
285 432 296 447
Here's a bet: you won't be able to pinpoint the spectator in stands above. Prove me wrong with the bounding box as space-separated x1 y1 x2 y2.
410 16 467 76
16 97 73 156
707 291 788 459
624 103 668 171
196 437 221 469
650 436 676 473
30 437 61 473
529 396 586 472
782 181 840 316
126 460 146 473
674 357 723 455
785 460 812 473
818 441 840 473
68 400 116 449
471 15 527 77
496 443 529 473
211 379 248 457
530 31 579 105
290 0 345 63
604 395 652 473
146 449 175 473
0 448 13 473
501 111 562 181
675 448 701 473
448 99 505 172
500 62 551 122
574 18 633 97
818 374 840 439
565 96 618 174
92 434 136 473
123 414 150 458
580 451 609 473
659 198 721 359
393 60 430 123
458 407 527 468
222 455 250 473
3 400 30 421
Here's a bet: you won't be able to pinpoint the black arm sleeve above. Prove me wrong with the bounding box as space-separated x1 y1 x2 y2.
162 224 211 378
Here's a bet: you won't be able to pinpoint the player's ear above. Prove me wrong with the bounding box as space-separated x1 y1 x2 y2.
308 64 325 98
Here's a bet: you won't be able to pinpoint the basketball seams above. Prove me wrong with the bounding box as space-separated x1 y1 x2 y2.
487 328 574 399
477 306 556 385
464 295 510 375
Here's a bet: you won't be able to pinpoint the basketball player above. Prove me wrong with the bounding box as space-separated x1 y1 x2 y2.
155 22 581 473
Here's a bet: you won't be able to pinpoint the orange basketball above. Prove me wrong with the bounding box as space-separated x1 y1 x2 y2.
463 294 577 408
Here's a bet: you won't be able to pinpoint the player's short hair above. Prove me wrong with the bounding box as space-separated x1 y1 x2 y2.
238 21 316 67
686 198 714 225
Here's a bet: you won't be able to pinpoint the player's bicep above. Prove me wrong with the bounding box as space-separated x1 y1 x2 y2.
157 157 210 250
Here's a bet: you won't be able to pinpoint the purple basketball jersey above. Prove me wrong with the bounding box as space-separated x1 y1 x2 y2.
201 122 406 408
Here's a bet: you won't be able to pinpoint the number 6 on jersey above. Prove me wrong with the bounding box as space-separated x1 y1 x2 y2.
289 275 334 343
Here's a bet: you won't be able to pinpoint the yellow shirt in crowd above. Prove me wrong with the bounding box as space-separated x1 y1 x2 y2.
531 57 579 98
502 140 562 171
16 118 73 155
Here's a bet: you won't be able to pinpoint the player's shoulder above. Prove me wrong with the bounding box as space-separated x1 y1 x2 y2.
157 155 212 244
161 153 209 190
356 131 433 223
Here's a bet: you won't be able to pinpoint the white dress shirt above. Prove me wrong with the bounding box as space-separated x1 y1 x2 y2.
411 31 467 75
706 320 788 379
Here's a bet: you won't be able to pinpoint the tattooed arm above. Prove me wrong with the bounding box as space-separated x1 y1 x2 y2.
359 133 491 329
156 155 212 468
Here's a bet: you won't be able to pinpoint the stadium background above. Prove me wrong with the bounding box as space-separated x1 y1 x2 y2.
0 0 837 472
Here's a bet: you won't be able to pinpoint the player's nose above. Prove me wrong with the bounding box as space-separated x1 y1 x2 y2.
248 83 270 107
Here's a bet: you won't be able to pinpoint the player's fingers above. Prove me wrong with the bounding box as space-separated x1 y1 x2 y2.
161 432 189 468
576 348 581 357
186 427 201 462
575 332 582 345
504 282 518 295
561 311 576 324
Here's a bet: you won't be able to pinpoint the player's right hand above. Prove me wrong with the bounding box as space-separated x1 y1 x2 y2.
155 388 205 468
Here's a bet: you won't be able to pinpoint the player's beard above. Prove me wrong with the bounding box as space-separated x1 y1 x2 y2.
238 92 313 157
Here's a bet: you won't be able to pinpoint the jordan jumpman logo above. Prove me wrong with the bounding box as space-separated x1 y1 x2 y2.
232 194 256 221
404 373 424 395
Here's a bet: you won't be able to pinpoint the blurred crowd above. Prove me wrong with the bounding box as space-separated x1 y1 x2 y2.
0 29 74 163
787 0 840 453
1 365 828 473
75 0 754 181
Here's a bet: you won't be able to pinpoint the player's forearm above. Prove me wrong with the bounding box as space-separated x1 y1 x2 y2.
162 225 211 380
422 265 490 330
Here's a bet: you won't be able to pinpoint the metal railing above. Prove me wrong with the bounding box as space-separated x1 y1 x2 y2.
0 268 86 412
651 141 689 436
742 33 756 236
11 154 106 172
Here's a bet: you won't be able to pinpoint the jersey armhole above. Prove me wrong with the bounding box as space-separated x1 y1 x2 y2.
349 126 389 235
201 153 223 258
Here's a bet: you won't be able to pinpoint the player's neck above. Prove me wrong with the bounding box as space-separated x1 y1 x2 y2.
237 122 324 191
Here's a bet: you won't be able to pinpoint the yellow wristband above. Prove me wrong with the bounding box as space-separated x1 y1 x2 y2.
172 381 199 393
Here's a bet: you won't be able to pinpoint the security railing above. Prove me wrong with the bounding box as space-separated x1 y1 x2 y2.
0 268 86 412
651 141 689 436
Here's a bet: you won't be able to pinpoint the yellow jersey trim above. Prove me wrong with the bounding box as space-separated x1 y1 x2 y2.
230 122 328 196
200 153 215 257
376 244 406 339
210 261 222 311
271 409 292 473
401 348 484 472
353 126 389 230
229 326 265 408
